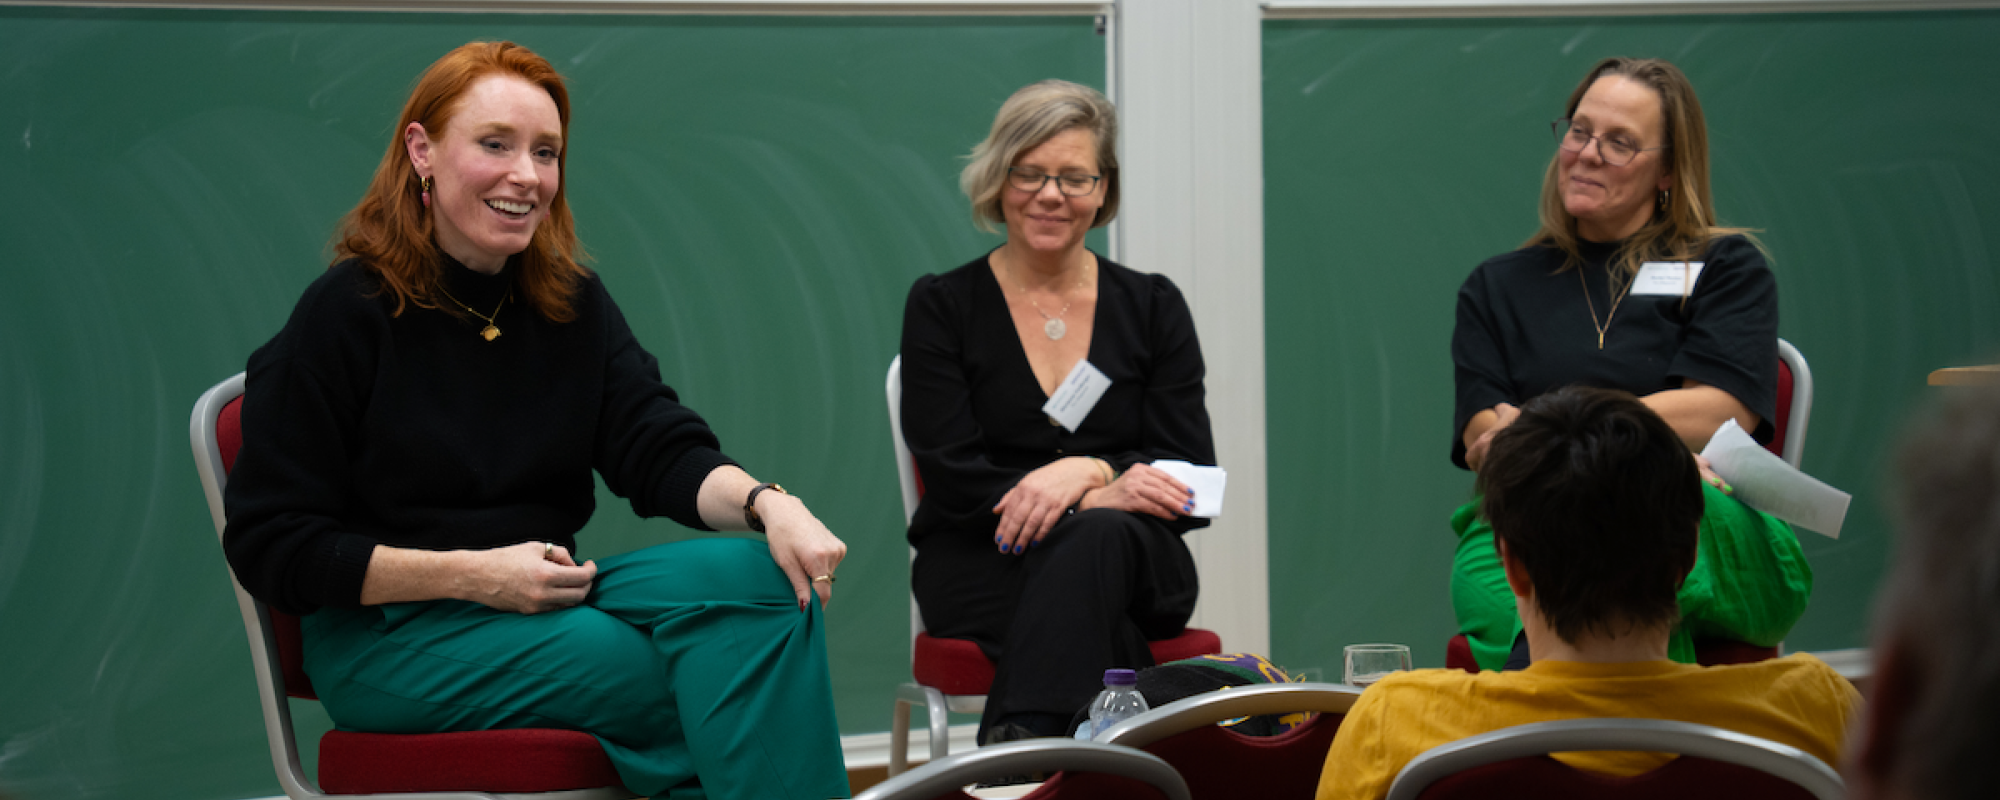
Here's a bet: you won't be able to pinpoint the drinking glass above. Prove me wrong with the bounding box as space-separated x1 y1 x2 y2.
1344 643 1413 688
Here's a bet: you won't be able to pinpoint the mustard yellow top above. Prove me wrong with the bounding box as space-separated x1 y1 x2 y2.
1315 654 1860 800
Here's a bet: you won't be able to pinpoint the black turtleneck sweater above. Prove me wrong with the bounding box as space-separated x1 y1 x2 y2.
223 257 733 615
1450 234 1778 469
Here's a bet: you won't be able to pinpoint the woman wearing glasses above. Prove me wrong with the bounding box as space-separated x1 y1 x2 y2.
898 80 1215 744
1449 58 1807 671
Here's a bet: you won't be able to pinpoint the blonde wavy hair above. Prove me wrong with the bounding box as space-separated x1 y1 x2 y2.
960 79 1120 234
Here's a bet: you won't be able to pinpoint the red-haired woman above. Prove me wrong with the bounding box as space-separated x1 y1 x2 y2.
222 42 849 799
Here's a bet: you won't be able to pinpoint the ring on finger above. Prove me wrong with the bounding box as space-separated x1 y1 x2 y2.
544 542 555 558
812 574 836 584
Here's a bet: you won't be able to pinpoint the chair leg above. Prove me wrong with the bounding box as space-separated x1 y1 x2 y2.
889 694 913 777
924 686 952 763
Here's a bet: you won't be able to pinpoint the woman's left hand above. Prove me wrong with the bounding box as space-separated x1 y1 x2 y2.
1694 453 1733 495
992 457 1107 555
759 493 848 609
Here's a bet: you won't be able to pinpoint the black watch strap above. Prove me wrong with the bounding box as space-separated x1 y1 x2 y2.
744 482 787 533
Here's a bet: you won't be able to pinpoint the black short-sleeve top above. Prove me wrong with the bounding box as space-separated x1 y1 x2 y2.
1450 234 1778 469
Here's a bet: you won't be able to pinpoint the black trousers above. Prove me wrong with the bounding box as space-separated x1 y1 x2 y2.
911 508 1200 739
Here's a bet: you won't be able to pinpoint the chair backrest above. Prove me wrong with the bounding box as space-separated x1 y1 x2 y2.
852 739 1192 800
887 355 921 525
1097 682 1363 799
888 356 930 640
1772 338 1812 469
193 372 329 800
1382 717 1844 800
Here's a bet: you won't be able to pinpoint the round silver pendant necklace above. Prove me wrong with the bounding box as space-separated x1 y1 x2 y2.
1003 257 1087 341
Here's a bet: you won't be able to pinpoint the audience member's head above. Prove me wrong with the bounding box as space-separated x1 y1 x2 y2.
1479 385 1703 644
1848 386 2000 800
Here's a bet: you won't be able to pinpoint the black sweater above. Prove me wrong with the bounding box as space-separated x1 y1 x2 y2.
899 253 1215 544
1450 234 1779 469
223 257 733 615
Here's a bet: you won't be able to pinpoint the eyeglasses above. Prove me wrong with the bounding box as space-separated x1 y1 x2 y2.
1007 167 1102 197
1552 119 1667 167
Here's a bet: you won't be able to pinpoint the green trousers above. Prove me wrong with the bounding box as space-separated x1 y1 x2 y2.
301 538 849 800
1450 482 1814 672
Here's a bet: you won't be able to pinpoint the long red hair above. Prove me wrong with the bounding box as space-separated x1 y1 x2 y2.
335 41 588 322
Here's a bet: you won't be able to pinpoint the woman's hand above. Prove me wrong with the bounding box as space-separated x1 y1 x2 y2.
361 541 596 614
1080 462 1192 521
1463 402 1521 472
757 493 848 610
459 542 599 614
1693 453 1734 495
992 457 1110 555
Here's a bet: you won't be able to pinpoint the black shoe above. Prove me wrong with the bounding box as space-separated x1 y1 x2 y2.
979 722 1040 747
973 723 1046 787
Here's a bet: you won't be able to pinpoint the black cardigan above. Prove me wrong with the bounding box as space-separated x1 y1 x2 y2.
223 257 733 615
899 252 1216 544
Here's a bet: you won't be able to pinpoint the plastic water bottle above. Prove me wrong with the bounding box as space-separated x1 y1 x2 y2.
1084 668 1149 740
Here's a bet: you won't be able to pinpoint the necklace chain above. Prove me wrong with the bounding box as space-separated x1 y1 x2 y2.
1000 255 1089 341
1578 268 1632 350
437 285 511 342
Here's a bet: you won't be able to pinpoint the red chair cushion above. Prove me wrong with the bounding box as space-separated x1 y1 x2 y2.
914 628 1224 697
1409 752 1817 800
1022 770 1179 800
218 395 244 472
913 633 999 696
318 728 625 794
1768 354 1793 459
1693 638 1779 666
1145 709 1345 799
1445 634 1479 674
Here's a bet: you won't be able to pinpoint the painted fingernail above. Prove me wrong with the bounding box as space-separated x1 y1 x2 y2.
1012 544 1025 554
1185 488 1194 495
1182 502 1193 512
1030 540 1040 549
1721 482 1734 494
995 535 1003 543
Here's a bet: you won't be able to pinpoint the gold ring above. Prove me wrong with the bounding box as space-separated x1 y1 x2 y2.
544 543 555 558
812 574 836 584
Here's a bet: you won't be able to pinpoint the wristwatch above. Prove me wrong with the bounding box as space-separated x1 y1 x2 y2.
744 483 787 533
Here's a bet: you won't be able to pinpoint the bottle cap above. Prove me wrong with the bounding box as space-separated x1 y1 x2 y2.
1103 668 1138 686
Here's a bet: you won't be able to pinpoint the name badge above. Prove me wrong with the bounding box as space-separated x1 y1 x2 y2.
1042 359 1110 433
1631 261 1705 296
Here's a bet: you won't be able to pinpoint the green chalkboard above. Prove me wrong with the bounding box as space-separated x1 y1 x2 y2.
0 8 1102 799
1264 10 2000 678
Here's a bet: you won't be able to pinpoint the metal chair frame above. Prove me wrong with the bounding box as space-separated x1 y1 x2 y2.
1095 681 1363 747
853 739 1191 800
191 373 634 800
1383 717 1843 800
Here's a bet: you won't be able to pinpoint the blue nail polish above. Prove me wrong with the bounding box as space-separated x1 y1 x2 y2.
995 535 1003 543
1182 502 1192 512
1185 487 1194 495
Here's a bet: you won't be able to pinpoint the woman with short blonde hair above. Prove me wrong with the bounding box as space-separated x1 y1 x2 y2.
899 79 1215 745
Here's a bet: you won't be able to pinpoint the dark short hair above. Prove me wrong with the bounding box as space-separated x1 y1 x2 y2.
1870 385 2000 799
1478 386 1702 644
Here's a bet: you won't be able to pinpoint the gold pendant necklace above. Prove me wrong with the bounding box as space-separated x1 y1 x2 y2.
437 285 511 341
1579 267 1631 350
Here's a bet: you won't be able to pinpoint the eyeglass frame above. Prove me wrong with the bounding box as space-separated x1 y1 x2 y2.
1006 166 1104 198
1551 118 1669 167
